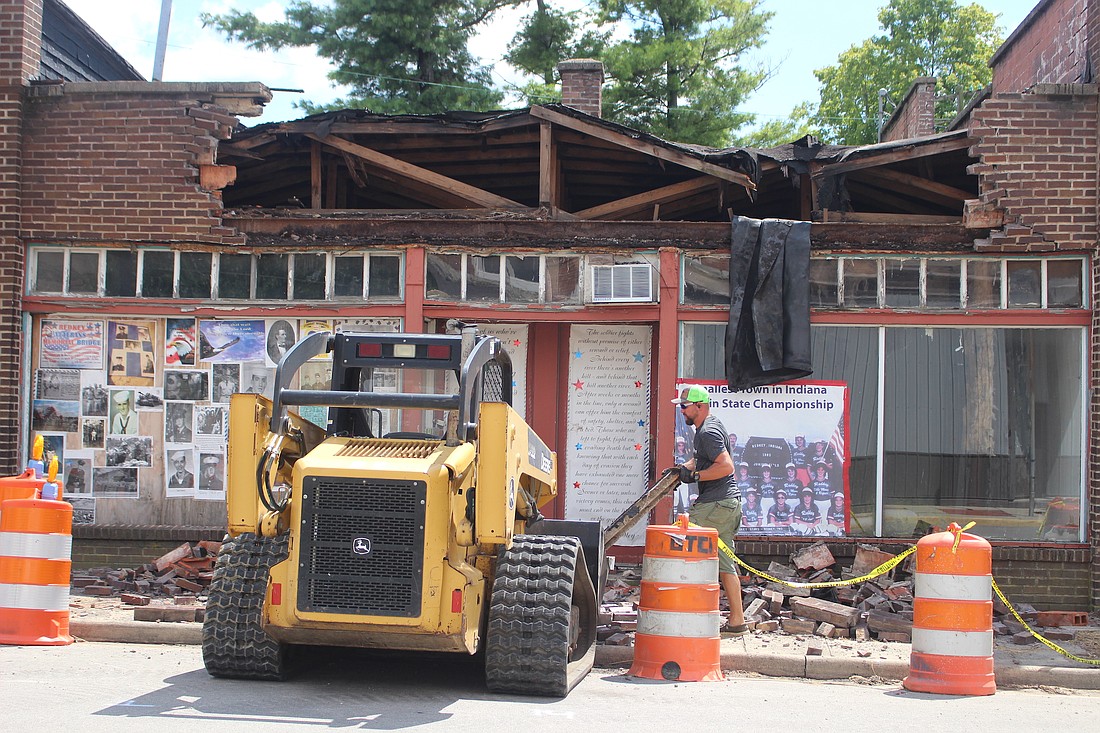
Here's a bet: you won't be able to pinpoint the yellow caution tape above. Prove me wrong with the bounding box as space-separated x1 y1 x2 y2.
991 578 1100 666
687 521 915 589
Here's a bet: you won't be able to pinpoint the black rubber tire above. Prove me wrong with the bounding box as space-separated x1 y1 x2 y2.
484 535 597 697
202 532 290 680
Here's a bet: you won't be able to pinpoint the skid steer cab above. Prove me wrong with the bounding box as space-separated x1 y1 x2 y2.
202 324 603 697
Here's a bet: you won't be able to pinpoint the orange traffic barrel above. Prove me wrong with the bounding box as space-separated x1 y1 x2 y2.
903 522 994 696
0 469 45 516
629 515 722 682
0 498 74 646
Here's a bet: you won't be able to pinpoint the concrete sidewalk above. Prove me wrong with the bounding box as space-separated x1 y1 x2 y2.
67 617 1100 691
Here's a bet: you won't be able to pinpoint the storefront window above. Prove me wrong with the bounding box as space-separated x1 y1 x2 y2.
545 256 582 304
504 256 539 303
884 327 1082 541
105 251 137 297
467 255 500 302
219 254 251 299
69 251 99 294
179 252 212 298
426 254 462 300
142 251 174 297
368 255 401 298
679 322 1084 542
256 254 288 300
966 260 1001 308
1048 260 1083 308
34 250 64 293
925 259 961 309
682 256 729 305
883 258 919 308
293 253 326 300
1006 260 1041 307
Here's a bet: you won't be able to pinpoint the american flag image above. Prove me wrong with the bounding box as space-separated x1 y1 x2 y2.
829 423 845 463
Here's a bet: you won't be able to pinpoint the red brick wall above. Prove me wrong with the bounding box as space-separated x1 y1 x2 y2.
20 88 244 245
0 0 42 474
991 0 1087 93
968 88 1098 252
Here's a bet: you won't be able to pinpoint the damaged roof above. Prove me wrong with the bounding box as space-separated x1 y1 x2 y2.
219 103 978 226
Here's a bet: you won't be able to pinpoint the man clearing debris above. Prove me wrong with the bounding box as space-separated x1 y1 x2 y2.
672 385 748 636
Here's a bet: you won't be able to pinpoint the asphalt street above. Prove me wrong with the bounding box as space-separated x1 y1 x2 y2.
2 642 1099 733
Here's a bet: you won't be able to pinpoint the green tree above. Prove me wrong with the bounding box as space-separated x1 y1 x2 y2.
595 0 772 147
812 0 1003 145
201 0 506 114
505 2 609 87
732 102 822 148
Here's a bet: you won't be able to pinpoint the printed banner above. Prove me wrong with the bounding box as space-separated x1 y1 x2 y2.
675 380 849 537
40 320 104 370
565 325 652 546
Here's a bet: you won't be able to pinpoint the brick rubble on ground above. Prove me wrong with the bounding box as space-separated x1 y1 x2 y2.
598 541 1086 648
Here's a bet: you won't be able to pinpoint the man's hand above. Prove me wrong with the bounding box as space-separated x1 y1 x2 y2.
677 465 697 484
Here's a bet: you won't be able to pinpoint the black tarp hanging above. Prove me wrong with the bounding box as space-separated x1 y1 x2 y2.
725 216 813 390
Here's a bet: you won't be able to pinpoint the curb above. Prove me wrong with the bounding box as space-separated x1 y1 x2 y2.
594 644 1100 690
71 620 1099 691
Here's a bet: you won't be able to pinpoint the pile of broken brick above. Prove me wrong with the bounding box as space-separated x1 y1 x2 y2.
71 540 219 622
599 540 1085 648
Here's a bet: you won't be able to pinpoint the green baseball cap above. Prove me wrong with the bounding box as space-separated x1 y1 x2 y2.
671 385 710 405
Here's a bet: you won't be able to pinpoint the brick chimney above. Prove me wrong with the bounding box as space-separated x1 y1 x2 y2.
557 59 604 117
880 77 937 141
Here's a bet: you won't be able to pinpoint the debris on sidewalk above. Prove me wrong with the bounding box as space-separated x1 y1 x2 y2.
598 540 1095 651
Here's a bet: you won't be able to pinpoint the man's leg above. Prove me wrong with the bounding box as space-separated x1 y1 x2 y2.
721 571 745 627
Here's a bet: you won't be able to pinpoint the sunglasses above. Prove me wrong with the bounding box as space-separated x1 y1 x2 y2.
678 402 701 410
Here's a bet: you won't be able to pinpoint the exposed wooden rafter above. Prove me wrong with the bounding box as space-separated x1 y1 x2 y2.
811 136 972 178
573 176 720 220
305 132 527 209
529 106 755 192
851 167 973 209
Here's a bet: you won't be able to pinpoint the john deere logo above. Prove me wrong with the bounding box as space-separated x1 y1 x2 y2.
352 537 372 555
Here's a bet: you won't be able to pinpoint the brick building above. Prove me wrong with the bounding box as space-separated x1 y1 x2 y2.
1 0 1097 611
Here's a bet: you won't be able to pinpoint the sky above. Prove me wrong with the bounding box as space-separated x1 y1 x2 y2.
61 0 1044 127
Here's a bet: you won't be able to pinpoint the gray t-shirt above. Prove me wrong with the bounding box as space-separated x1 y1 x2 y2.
693 414 740 504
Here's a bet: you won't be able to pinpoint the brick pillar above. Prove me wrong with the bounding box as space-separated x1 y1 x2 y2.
557 59 604 118
0 0 43 473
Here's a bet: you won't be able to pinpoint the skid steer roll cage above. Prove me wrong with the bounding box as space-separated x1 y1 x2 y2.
267 328 513 446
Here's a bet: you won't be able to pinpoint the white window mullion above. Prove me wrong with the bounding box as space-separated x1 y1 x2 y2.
210 251 220 299
875 325 886 538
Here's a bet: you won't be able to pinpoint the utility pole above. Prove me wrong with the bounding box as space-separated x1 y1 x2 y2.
152 0 173 81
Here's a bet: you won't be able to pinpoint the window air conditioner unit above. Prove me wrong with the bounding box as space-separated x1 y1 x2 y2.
591 264 653 303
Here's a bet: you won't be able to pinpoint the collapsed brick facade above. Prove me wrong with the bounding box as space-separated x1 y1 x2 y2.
966 0 1100 609
21 86 246 245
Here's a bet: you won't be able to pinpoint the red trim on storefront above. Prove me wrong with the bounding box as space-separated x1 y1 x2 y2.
404 247 426 333
529 322 565 519
422 304 661 322
654 249 681 524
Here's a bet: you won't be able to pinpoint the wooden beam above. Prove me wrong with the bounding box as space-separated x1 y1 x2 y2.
574 176 719 220
529 106 754 191
817 210 962 224
306 132 527 209
539 122 554 207
852 167 973 208
310 140 322 209
812 136 972 178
